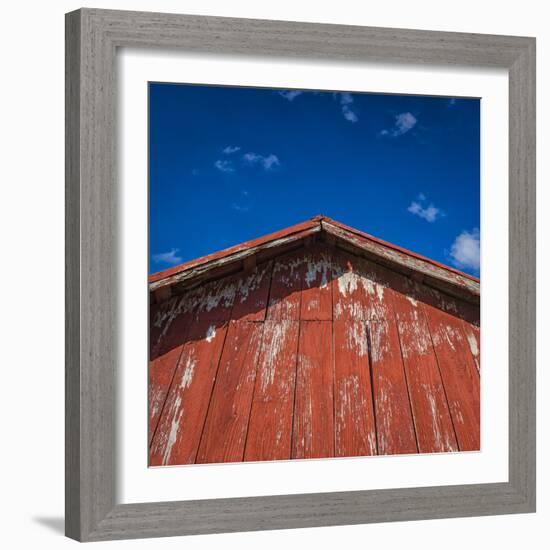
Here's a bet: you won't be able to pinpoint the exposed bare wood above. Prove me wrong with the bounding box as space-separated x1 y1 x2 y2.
149 217 480 309
244 320 300 461
322 220 479 303
150 224 320 293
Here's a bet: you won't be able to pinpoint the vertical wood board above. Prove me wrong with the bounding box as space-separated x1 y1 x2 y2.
266 251 304 320
424 306 480 451
300 248 333 320
292 320 334 459
334 320 377 457
393 292 458 453
369 319 418 455
231 261 273 322
196 321 264 464
149 320 228 465
244 320 300 461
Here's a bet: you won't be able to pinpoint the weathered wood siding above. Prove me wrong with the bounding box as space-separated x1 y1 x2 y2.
149 244 480 466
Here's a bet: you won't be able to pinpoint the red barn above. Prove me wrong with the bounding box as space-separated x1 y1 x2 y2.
148 216 480 466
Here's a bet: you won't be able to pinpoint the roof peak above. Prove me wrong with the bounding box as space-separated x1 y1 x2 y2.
149 216 479 306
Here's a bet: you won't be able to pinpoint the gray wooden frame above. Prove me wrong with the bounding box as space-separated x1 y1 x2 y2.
65 8 536 542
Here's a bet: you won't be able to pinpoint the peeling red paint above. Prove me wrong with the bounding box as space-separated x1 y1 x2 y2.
149 216 479 303
149 221 480 466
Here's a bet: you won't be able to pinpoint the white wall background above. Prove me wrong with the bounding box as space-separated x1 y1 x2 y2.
0 1 546 547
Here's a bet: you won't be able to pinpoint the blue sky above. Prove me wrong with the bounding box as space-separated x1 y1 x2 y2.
149 83 480 276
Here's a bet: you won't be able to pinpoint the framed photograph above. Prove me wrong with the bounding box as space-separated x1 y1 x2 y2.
65 8 536 542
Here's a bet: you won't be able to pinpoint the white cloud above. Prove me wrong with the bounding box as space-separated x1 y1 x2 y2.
222 145 241 154
153 248 183 266
450 229 480 272
334 92 358 123
407 194 442 223
243 152 260 164
262 154 280 170
243 152 280 171
278 90 304 101
278 89 358 122
381 112 417 137
231 203 250 212
214 159 235 173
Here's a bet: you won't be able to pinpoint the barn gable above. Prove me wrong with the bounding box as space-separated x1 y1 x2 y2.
149 217 480 466
150 215 479 306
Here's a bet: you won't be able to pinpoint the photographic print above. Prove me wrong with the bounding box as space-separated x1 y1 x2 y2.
148 83 480 467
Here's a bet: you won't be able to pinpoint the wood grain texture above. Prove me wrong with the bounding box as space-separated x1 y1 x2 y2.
300 247 333 320
462 320 481 373
149 321 228 466
149 302 164 358
323 219 480 304
193 277 237 323
150 214 480 304
149 220 319 293
148 252 483 464
231 261 273 321
196 321 264 464
334 320 377 457
266 251 304 320
424 306 480 451
66 8 535 541
244 320 300 461
148 295 198 441
369 319 418 455
292 320 334 459
508 38 536 506
65 10 82 539
393 293 458 453
332 250 371 320
149 345 183 443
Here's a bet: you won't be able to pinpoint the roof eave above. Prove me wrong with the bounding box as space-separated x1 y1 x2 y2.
149 216 479 305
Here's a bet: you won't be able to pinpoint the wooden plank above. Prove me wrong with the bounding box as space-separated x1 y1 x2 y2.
196 321 264 464
148 293 200 443
149 302 163 360
149 344 185 445
292 320 334 459
300 247 333 320
462 321 481 373
322 219 480 302
424 306 480 451
193 276 238 323
355 258 394 321
231 261 273 322
149 296 180 360
393 292 458 453
408 278 480 327
149 320 228 466
334 320 377 457
369 319 417 455
149 219 320 287
244 320 299 461
331 250 369 320
266 251 304 320
331 250 390 321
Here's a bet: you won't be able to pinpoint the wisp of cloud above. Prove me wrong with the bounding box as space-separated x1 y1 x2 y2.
153 248 183 266
450 229 480 272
